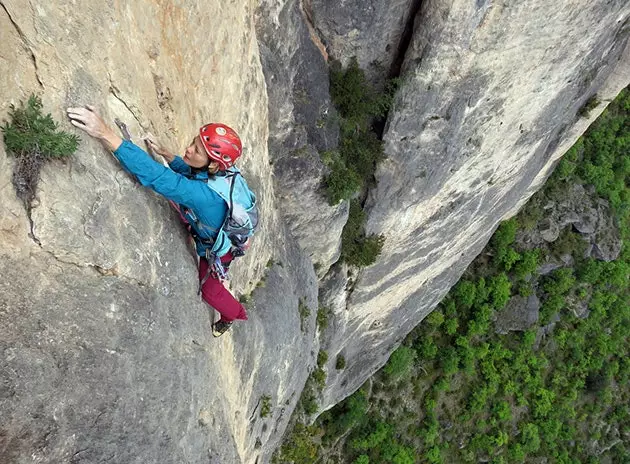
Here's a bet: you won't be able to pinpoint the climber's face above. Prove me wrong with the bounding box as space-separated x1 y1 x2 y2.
183 136 210 168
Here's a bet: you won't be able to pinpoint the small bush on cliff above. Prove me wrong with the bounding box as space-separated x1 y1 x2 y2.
341 200 385 267
330 58 394 131
1 95 78 212
324 59 397 205
383 346 416 380
323 152 362 205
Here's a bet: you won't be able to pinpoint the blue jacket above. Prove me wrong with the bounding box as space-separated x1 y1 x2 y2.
113 140 229 257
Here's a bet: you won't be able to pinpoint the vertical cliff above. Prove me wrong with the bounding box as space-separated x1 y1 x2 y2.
309 0 630 409
0 1 319 463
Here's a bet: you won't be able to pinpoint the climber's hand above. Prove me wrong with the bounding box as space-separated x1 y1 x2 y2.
66 105 110 138
66 105 122 151
144 136 175 162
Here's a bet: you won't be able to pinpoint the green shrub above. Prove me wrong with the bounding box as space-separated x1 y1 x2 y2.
323 153 362 205
298 298 311 332
488 273 512 309
543 268 576 295
2 95 78 160
302 391 319 415
330 58 393 130
2 94 78 211
384 346 416 380
453 280 477 309
260 395 272 418
317 350 328 368
578 94 600 118
417 337 438 360
316 306 332 330
341 200 385 267
491 219 518 265
351 421 391 451
312 368 327 390
492 400 512 422
551 229 587 259
272 423 319 463
444 317 459 336
520 423 541 454
439 346 460 375
513 249 540 279
323 59 397 203
426 310 445 326
335 355 346 370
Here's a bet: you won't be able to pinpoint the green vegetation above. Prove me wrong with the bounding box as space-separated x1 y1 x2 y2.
578 94 601 118
1 94 78 212
299 298 311 333
383 346 416 380
274 87 630 463
336 355 347 370
311 351 328 388
324 59 395 268
323 58 397 205
317 306 332 330
341 200 385 267
260 395 272 418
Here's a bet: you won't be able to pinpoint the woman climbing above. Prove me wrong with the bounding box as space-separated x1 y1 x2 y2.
66 105 255 337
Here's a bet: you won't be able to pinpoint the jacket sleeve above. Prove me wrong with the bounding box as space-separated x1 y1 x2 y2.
113 140 205 208
168 156 192 175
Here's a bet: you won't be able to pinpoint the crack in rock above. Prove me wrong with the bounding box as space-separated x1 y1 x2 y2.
0 1 44 87
300 0 329 61
107 73 145 131
40 247 148 288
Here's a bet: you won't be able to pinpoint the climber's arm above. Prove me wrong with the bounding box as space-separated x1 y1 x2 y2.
66 106 201 206
143 137 191 175
112 140 206 206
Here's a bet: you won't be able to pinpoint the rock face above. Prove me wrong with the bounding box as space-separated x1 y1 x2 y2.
494 294 541 335
1 2 319 463
1 0 630 463
309 0 416 85
257 0 346 276
518 184 622 261
315 0 630 409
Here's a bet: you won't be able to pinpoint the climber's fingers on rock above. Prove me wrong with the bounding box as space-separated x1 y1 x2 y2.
66 106 108 138
69 119 88 130
66 107 93 123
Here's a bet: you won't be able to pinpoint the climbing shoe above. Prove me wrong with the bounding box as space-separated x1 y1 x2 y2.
212 320 233 338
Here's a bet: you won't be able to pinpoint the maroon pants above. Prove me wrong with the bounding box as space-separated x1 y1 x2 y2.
198 254 248 323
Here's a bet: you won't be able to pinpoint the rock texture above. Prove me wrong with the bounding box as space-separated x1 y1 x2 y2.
1 0 630 462
0 1 320 463
308 0 416 85
494 294 541 335
257 0 346 276
518 184 622 261
317 0 630 409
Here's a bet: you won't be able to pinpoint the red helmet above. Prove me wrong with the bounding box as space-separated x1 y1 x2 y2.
199 123 242 170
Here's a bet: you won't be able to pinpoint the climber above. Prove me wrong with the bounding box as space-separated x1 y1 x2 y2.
66 105 255 337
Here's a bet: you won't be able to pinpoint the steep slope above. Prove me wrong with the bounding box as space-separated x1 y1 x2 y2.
313 0 630 409
0 2 319 463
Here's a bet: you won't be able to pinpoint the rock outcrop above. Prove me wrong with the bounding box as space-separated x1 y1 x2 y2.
494 294 541 335
518 184 622 261
308 0 417 85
